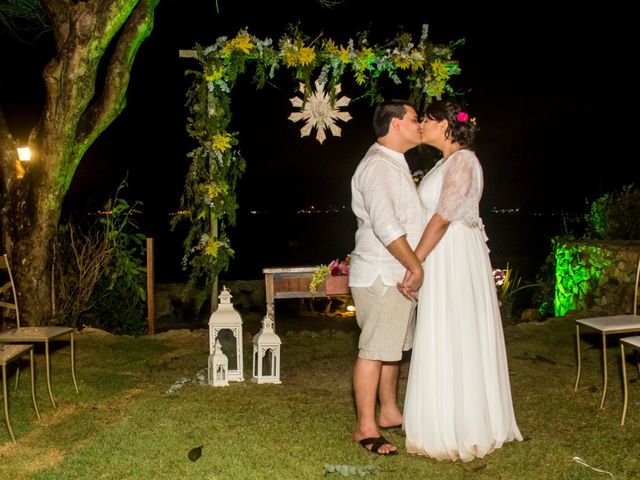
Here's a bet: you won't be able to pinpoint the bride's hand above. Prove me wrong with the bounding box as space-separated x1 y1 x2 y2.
398 271 419 300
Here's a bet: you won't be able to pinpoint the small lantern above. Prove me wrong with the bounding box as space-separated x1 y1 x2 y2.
208 286 244 382
208 340 229 387
252 315 282 384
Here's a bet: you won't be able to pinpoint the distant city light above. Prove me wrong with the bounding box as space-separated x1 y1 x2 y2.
491 206 520 214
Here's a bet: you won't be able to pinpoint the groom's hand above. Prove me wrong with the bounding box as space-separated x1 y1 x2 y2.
398 269 422 300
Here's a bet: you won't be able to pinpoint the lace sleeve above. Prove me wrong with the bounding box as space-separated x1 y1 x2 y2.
435 151 475 222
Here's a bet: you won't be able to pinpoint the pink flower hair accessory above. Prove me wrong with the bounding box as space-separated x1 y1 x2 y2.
456 111 470 122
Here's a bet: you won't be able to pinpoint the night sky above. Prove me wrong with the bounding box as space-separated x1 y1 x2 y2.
1 1 637 279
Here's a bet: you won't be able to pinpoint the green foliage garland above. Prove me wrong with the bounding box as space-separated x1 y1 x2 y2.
176 25 462 289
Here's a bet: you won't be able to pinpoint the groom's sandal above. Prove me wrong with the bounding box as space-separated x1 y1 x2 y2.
359 436 398 456
379 424 402 430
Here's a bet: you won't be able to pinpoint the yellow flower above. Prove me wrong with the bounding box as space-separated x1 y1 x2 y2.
282 46 298 67
206 182 229 200
429 60 449 81
230 32 254 54
410 49 425 71
324 39 339 56
204 67 224 82
211 132 233 152
395 32 412 47
357 47 373 64
221 31 254 57
354 47 374 73
354 71 367 85
204 239 220 257
393 55 412 69
338 46 351 64
298 46 316 66
426 59 451 96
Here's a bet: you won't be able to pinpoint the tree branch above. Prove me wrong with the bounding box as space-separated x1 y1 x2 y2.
36 0 158 197
76 0 159 152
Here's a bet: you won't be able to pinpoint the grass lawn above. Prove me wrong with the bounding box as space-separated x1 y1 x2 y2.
1 313 639 479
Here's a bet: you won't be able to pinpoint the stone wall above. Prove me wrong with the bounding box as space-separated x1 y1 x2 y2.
554 241 640 316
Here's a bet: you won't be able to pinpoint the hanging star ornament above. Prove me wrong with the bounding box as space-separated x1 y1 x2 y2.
288 81 352 144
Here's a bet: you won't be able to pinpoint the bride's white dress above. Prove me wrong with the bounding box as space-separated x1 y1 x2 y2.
403 149 522 462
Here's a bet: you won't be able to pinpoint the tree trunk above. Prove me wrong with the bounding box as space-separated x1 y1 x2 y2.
0 0 159 326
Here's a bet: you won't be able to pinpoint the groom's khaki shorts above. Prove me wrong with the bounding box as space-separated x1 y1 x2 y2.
351 276 416 362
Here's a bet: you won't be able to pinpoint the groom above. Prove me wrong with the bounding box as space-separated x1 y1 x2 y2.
349 99 425 455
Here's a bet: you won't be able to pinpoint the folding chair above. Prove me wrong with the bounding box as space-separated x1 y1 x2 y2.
1 344 41 442
575 256 640 408
0 254 78 408
620 335 640 425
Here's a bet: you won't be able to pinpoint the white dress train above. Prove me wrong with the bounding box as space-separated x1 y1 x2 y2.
403 149 522 462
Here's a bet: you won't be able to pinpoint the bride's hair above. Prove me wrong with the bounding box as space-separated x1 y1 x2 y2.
424 100 477 147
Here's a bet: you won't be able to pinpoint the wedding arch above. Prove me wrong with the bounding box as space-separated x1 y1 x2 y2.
175 25 463 291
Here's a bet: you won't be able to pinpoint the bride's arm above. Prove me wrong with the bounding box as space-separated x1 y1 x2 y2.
414 213 450 262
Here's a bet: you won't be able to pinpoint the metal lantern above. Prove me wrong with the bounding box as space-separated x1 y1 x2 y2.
208 286 244 382
208 339 229 387
252 315 282 384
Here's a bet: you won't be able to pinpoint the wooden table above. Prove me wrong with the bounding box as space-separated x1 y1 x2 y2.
263 266 350 322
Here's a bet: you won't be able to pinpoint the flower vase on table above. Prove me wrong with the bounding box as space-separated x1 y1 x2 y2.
310 256 351 296
325 274 350 295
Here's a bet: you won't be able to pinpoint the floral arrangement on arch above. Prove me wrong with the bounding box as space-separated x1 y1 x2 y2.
174 24 462 290
310 256 351 295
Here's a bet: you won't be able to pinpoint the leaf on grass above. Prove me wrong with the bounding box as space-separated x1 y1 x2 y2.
188 445 203 462
468 464 487 473
323 464 375 477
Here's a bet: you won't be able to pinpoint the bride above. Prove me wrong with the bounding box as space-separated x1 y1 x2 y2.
400 99 522 462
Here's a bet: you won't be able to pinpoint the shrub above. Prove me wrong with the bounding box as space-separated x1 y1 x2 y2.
585 184 640 240
52 181 147 334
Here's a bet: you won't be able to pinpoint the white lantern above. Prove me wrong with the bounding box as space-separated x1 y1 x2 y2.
252 315 282 384
208 340 229 387
208 286 244 382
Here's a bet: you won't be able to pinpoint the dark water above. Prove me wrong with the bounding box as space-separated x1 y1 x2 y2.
150 209 584 284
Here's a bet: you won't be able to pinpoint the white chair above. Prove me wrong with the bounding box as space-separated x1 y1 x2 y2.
574 256 640 408
0 254 78 408
620 335 640 425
